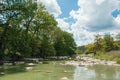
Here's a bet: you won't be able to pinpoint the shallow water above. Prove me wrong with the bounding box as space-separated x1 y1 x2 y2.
0 62 120 80
74 65 120 80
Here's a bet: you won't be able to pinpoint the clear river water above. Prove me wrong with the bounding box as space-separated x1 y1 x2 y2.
0 61 120 80
74 65 120 80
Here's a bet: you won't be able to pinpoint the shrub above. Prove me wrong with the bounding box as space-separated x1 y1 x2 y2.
116 58 120 64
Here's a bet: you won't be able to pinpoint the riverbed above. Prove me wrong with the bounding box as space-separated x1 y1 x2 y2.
0 61 120 80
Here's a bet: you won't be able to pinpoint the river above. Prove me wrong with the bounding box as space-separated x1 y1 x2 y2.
74 65 120 80
0 61 120 80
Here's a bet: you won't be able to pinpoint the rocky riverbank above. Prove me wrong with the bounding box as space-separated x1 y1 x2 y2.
64 57 120 66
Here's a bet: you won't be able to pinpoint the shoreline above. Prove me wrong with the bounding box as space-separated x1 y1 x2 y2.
64 57 120 67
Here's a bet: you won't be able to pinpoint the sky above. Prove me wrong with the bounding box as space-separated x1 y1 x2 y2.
38 0 120 46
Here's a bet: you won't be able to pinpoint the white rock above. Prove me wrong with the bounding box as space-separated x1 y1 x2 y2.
28 63 35 66
60 77 69 80
0 72 5 75
26 67 33 70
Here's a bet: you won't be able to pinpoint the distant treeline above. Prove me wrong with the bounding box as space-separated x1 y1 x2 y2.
77 33 120 54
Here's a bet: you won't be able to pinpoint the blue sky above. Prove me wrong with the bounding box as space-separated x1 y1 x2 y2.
56 0 79 18
112 9 120 18
39 0 120 46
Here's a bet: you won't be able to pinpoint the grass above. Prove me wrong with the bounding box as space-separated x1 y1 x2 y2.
95 50 120 64
116 58 120 64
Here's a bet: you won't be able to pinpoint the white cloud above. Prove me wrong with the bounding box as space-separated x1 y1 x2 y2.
96 0 105 5
36 0 120 46
71 24 95 45
71 0 120 31
56 18 70 31
115 15 120 24
38 0 71 33
69 0 120 46
39 0 62 17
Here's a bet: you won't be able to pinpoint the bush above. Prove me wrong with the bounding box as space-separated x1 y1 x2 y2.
116 58 120 64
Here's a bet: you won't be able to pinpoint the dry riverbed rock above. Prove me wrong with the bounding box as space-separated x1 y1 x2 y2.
64 57 120 66
60 77 69 80
28 63 36 66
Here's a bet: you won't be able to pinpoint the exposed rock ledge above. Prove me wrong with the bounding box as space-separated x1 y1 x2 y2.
64 57 120 66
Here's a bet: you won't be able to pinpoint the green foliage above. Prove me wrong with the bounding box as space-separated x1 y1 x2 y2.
85 43 96 52
54 31 76 57
62 31 76 56
84 33 120 62
0 0 77 64
40 35 56 58
116 58 120 64
95 51 120 63
102 34 114 51
116 33 120 41
85 34 120 54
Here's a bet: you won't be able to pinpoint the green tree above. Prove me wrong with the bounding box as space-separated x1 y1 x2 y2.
62 31 76 56
0 0 77 63
54 31 67 58
39 34 56 58
85 43 96 52
103 34 114 51
0 0 58 64
116 33 120 41
76 46 86 54
114 33 120 50
94 34 103 51
54 31 76 58
0 0 29 64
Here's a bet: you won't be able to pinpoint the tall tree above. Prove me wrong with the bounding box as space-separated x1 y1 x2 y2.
54 31 76 58
0 0 77 63
114 33 120 50
62 31 76 56
54 31 67 57
93 34 104 52
0 0 28 64
103 34 114 51
0 0 58 64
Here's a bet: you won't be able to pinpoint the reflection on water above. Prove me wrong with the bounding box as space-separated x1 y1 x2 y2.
74 66 95 80
74 65 120 80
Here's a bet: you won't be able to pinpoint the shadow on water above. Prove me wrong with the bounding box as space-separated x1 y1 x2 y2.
74 65 120 80
0 64 27 77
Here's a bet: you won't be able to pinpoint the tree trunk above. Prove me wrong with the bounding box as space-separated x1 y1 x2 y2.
0 41 4 65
